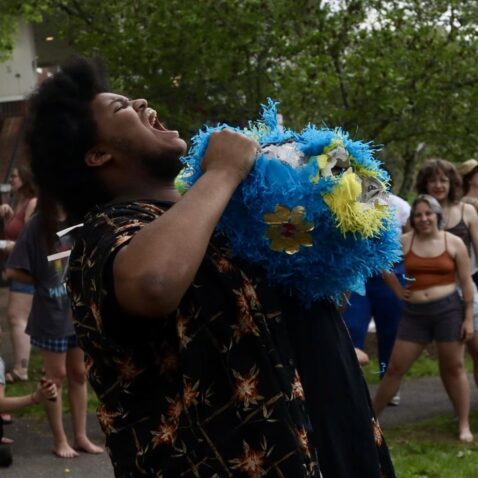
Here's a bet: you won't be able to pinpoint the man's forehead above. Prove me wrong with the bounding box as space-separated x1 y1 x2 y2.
95 92 129 103
91 93 129 116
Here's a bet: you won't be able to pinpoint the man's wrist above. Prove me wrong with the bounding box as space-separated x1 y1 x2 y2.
202 168 245 188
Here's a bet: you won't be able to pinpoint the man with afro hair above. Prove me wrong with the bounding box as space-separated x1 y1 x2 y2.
26 57 395 477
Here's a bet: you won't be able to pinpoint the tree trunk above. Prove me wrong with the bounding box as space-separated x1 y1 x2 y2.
398 148 419 199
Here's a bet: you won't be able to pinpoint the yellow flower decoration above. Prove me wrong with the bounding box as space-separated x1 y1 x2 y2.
323 169 390 237
263 205 314 254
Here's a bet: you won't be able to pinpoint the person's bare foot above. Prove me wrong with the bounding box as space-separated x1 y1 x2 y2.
53 441 79 458
74 437 104 454
459 429 474 443
0 414 12 424
1 437 14 444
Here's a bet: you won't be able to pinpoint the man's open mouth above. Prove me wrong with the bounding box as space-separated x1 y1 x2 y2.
146 107 166 131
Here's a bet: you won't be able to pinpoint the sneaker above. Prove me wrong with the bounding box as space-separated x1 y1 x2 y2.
388 391 400 406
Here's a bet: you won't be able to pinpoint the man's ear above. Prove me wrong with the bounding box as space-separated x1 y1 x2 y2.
85 149 113 168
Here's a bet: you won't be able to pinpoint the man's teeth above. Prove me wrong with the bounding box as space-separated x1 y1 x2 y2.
145 107 158 127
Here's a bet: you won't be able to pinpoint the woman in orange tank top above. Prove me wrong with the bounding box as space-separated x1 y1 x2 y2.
416 158 478 392
374 195 474 443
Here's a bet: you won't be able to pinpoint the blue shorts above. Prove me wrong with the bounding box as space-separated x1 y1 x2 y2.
31 335 78 353
9 280 35 294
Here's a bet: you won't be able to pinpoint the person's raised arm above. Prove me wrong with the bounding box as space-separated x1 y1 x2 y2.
113 130 259 318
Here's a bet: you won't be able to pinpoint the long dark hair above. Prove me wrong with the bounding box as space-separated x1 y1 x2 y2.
15 164 37 200
35 190 73 254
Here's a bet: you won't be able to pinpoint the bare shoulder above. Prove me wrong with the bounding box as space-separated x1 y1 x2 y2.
463 201 478 221
446 231 467 254
463 196 478 213
400 231 413 250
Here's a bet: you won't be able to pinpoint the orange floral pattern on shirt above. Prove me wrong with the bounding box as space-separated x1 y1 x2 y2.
67 201 321 477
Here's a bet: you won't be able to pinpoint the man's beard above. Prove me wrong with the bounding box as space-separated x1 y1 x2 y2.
141 151 183 181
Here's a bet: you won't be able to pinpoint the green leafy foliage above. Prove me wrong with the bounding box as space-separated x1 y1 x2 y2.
1 0 478 194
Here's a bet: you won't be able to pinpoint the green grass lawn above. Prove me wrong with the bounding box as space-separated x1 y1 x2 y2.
386 412 478 478
363 345 478 477
3 348 99 418
362 348 474 384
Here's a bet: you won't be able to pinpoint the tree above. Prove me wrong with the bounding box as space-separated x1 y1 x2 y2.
2 0 478 195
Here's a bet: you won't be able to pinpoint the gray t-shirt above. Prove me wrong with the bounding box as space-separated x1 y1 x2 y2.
6 214 74 339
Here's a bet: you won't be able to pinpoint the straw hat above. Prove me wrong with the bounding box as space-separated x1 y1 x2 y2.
458 159 478 177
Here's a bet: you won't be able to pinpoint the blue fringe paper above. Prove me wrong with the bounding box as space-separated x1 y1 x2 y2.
181 100 402 305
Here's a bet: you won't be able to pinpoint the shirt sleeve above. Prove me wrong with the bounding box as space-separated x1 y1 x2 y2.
67 201 166 311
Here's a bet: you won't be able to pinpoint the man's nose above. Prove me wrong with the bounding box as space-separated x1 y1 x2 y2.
131 99 148 112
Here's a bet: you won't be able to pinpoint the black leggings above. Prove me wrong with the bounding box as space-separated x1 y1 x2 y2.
0 420 12 467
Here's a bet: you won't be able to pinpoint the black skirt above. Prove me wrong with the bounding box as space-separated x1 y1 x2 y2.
282 297 396 478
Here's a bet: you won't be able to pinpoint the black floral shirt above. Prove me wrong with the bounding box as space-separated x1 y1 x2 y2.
67 201 321 477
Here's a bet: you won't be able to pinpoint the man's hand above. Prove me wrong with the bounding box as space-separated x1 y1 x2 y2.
201 130 259 184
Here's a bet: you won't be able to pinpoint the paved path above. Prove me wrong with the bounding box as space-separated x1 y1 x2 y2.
0 286 113 477
369 375 478 429
1 415 111 478
0 286 477 476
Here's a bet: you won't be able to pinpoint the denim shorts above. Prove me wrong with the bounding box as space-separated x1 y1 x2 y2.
31 335 78 353
397 291 464 343
9 280 35 294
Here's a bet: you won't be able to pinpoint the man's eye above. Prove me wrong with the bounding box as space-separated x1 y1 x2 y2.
114 101 129 112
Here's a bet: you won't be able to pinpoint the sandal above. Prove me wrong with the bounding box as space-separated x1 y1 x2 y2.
5 370 28 384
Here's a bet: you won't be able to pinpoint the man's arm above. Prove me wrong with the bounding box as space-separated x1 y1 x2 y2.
113 130 258 318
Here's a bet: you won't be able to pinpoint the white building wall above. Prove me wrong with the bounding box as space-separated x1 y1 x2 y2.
0 22 37 103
